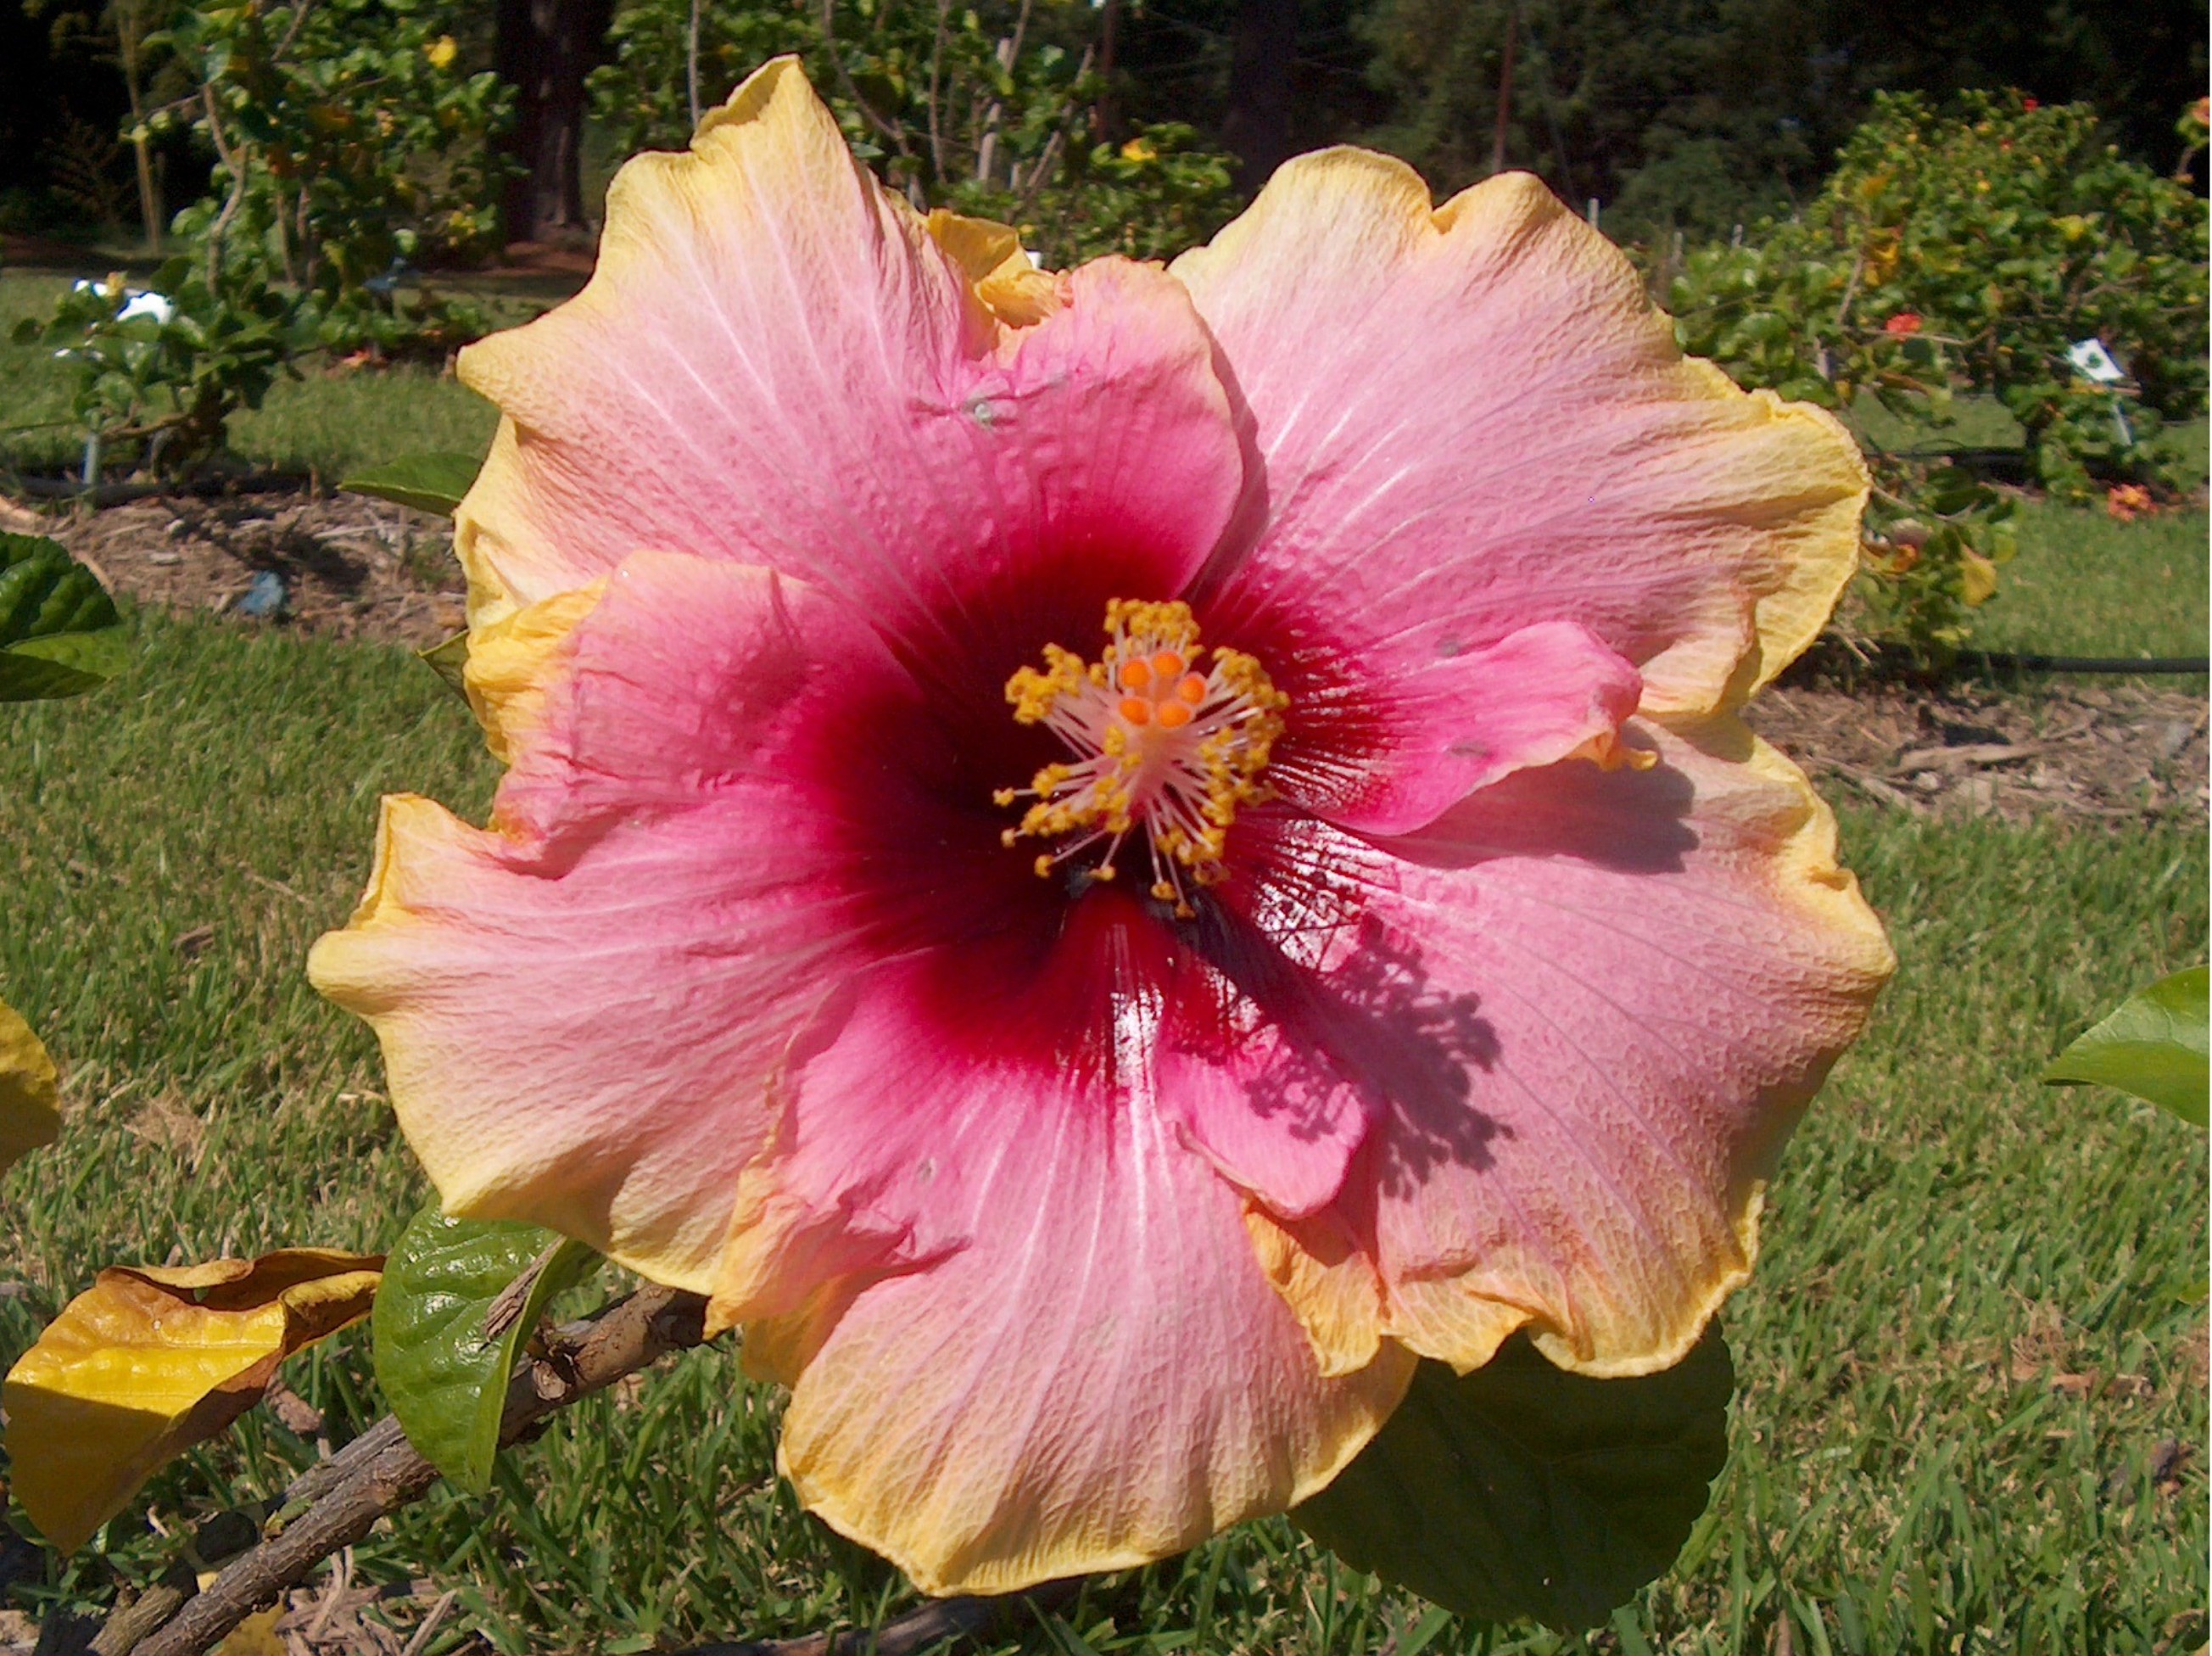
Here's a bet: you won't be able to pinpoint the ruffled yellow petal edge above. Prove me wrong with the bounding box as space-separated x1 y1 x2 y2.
786 1364 1422 1599
464 580 606 766
767 1300 1418 1595
1254 714 1893 1381
319 582 642 1242
1173 156 1870 717
321 578 604 973
921 207 1065 328
1703 384 1871 708
450 59 1060 639
1441 170 1871 712
1243 1206 1391 1379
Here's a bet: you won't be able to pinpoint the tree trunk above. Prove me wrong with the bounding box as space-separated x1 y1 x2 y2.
1092 0 1123 140
129 131 162 252
1221 0 1297 193
495 0 616 245
1489 0 1518 176
115 2 164 251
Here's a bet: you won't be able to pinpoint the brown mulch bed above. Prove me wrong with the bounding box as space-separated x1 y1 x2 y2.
10 488 2206 827
13 490 466 650
1744 678 2206 826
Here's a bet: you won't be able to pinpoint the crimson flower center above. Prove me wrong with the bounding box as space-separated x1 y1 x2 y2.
995 599 1288 916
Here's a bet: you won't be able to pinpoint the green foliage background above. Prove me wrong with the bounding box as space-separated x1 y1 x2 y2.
1346 0 2207 243
1658 92 2207 652
587 0 1240 265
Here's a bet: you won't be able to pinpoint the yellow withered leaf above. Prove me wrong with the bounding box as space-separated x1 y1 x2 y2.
0 996 61 1176
212 1606 287 1656
4 1250 383 1552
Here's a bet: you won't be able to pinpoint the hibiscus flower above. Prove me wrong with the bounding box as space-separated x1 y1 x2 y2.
310 61 1892 1594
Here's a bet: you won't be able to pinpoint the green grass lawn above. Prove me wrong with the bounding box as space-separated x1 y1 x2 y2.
226 370 500 482
1844 400 2209 661
0 607 2202 1655
1849 400 2209 494
0 273 87 473
1974 501 2210 661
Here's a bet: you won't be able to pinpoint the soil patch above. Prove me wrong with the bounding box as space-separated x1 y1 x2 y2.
12 487 2207 828
1743 679 2206 826
14 489 466 649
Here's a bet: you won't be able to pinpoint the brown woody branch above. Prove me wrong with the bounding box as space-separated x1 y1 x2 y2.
99 1291 1095 1656
676 1578 1084 1656
109 1286 710 1656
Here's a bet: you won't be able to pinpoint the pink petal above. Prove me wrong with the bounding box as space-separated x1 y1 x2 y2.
1158 1033 1374 1220
713 903 1413 1592
491 551 930 846
457 61 1242 661
1172 158 1868 719
1310 618 1644 836
309 556 929 1292
1222 718 1891 1375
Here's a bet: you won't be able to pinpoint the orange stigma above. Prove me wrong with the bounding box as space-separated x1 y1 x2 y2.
995 600 1287 917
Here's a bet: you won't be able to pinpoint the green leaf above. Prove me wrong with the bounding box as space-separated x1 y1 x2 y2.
416 629 470 701
371 1208 597 1492
1291 1328 1733 1632
1774 375 1838 406
2042 966 2209 1127
338 451 482 516
0 535 126 702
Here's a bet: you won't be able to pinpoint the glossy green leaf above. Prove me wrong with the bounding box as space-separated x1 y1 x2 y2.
338 451 482 516
1291 1328 1733 1632
2042 965 2209 1126
371 1208 597 1492
416 629 470 701
0 534 126 702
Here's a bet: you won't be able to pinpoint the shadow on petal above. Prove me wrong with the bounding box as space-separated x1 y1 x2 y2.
1382 732 1701 877
1187 903 1507 1192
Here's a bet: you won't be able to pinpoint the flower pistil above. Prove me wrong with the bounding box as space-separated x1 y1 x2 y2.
998 600 1287 915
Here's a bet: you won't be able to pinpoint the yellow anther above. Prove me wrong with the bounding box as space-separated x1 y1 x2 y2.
997 599 1286 910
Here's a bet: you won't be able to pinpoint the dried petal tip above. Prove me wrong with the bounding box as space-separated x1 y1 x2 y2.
999 600 1287 915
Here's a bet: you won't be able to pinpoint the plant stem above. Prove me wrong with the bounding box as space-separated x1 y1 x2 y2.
111 1286 711 1656
198 87 249 290
687 0 702 132
675 1578 1084 1656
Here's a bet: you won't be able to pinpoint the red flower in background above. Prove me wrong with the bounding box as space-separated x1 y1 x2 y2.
2107 484 2153 523
1885 313 1924 338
